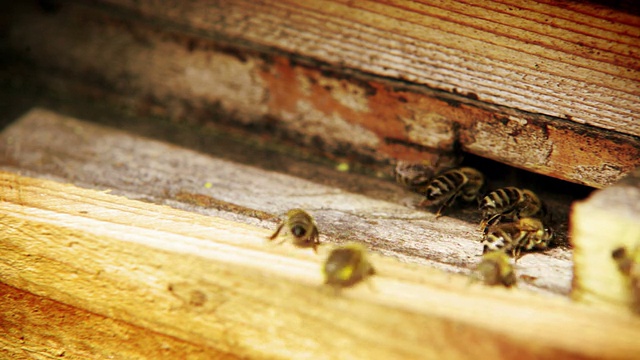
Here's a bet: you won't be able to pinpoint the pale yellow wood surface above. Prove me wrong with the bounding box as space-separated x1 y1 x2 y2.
99 0 640 137
571 167 640 312
1 171 640 359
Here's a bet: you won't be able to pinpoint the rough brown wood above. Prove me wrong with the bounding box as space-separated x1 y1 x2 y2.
98 0 640 137
5 2 639 188
1 171 640 359
571 167 640 312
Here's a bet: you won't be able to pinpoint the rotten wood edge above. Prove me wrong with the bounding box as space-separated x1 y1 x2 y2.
1 171 639 359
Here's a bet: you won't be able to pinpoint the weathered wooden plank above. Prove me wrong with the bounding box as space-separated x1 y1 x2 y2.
571 167 640 313
0 283 235 360
5 3 640 187
1 171 639 359
96 0 640 138
0 108 575 296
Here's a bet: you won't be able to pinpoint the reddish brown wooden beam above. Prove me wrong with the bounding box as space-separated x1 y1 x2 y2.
98 0 640 138
5 1 640 187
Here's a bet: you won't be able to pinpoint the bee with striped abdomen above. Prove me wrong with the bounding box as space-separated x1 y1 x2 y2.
419 167 485 218
475 250 517 287
269 209 320 253
482 217 553 260
479 187 548 231
323 242 375 289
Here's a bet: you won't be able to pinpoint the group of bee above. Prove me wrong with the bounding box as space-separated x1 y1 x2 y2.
269 209 375 290
267 160 555 291
394 161 555 287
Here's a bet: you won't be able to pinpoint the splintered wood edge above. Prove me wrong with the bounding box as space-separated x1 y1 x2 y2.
1 171 639 359
571 168 640 311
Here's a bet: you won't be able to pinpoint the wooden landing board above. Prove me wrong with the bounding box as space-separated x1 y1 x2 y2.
5 2 640 188
1 171 640 359
0 108 574 296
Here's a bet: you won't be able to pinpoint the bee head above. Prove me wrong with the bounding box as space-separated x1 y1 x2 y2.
544 226 554 240
482 244 491 254
612 246 628 261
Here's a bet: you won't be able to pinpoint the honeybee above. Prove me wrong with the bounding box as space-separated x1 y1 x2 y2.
481 217 553 259
268 209 320 253
393 160 435 192
611 245 640 313
323 242 375 289
479 187 548 230
419 167 485 217
475 250 516 287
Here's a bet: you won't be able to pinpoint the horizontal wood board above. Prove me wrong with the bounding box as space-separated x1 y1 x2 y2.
1 171 640 359
98 0 640 137
0 108 576 296
4 2 640 187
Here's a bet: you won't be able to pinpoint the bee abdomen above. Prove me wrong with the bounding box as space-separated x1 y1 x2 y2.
482 235 505 254
424 171 464 200
480 187 522 213
482 228 512 254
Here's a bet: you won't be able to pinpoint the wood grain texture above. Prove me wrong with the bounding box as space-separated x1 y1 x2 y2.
97 0 640 137
1 171 640 359
5 3 640 187
0 283 236 360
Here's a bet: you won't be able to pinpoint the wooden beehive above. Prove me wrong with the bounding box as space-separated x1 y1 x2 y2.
1 1 639 359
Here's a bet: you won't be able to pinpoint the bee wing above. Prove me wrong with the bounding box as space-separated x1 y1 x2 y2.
517 222 541 232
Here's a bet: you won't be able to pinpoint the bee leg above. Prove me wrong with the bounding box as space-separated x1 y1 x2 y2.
489 214 502 227
365 278 377 292
417 198 432 208
311 242 319 254
513 248 523 263
268 222 285 241
435 194 458 218
310 229 320 253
